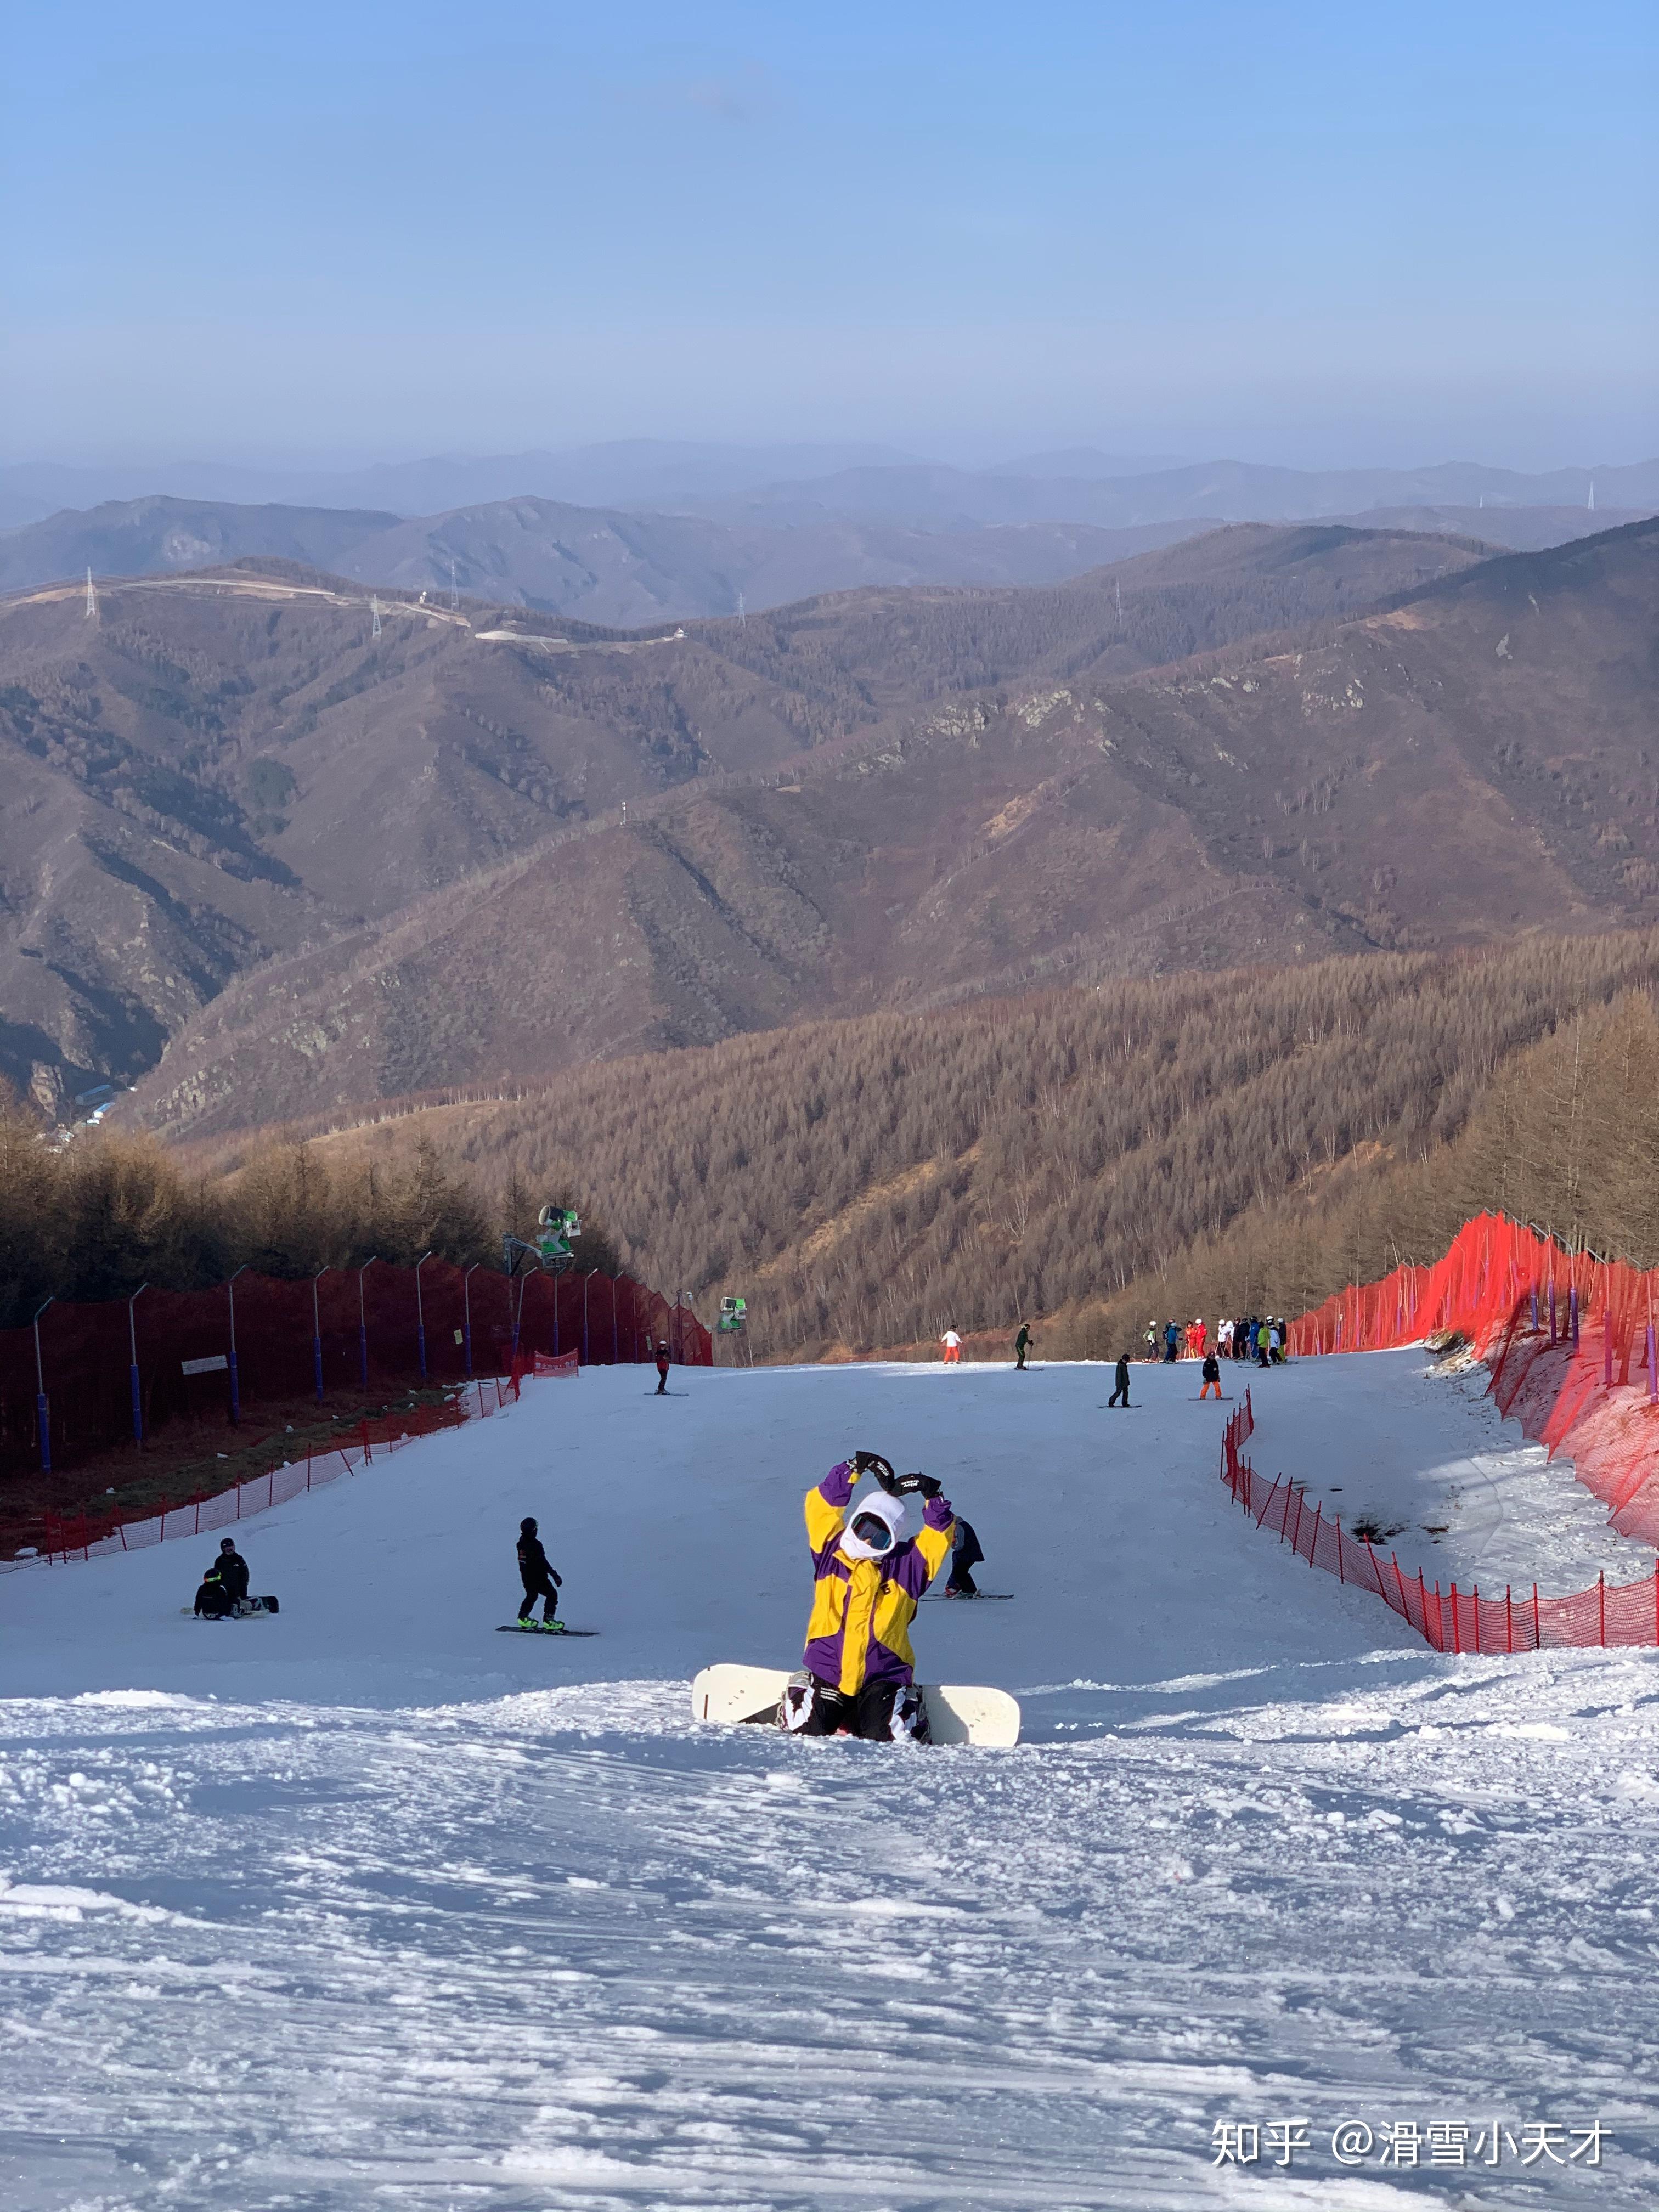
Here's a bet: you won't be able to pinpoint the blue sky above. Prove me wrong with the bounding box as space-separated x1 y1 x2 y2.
4 0 1655 466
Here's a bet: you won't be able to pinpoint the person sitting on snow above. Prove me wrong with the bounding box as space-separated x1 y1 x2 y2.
783 1452 955 1741
193 1546 242 1619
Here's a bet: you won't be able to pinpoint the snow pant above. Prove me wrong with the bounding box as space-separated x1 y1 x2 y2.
655 1365 670 1393
1200 1379 1222 1398
946 1566 980 1595
519 1573 560 1622
1108 1380 1130 1406
943 1346 960 1363
786 1677 929 1742
1014 1348 1026 1369
1256 1349 1271 1367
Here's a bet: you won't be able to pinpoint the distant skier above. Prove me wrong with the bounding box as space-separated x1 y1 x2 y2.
783 1451 955 1741
516 1516 563 1626
1144 1323 1158 1360
193 1540 249 1620
1255 1320 1272 1368
654 1341 672 1395
1108 1352 1132 1408
1270 1320 1285 1364
940 1329 962 1365
1164 1320 1180 1363
1199 1352 1222 1400
946 1515 986 1597
1013 1322 1031 1370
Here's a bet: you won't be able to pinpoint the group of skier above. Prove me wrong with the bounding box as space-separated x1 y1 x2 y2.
1145 1316 1286 1367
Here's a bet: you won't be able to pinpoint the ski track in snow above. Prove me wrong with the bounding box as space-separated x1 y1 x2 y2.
2 1353 1658 2209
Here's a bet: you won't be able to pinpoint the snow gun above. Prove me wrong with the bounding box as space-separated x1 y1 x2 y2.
716 1294 747 1334
503 1203 581 1277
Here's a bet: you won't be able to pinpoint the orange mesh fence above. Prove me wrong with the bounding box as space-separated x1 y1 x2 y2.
25 1373 521 1566
1289 1212 1659 1549
1227 1212 1659 1650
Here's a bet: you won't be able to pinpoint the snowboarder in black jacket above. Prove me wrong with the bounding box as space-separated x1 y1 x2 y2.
1108 1354 1131 1408
215 1539 250 1605
946 1515 986 1596
516 1517 563 1624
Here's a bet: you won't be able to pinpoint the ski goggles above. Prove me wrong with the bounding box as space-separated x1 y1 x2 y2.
850 1511 898 1554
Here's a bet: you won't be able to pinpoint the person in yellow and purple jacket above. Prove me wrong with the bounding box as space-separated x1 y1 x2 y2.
781 1450 955 1742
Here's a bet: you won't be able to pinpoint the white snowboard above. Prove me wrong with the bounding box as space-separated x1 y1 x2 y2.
691 1663 1020 1747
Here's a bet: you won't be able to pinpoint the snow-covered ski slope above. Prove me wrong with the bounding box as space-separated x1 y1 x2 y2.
4 1352 1659 2208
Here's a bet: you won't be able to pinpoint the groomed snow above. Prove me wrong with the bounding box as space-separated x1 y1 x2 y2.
3 1352 1658 2207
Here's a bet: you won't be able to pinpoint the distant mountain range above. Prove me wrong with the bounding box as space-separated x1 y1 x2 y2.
3 439 1652 532
4 511 1657 1136
0 496 1210 628
0 481 1649 628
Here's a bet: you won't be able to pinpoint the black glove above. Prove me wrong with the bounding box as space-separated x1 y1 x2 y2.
893 1472 941 1499
852 1450 897 1489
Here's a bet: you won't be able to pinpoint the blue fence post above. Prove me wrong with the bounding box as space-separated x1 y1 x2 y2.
312 1267 329 1404
33 1296 52 1473
1570 1285 1580 1350
227 1266 246 1424
128 1283 148 1446
415 1252 432 1382
358 1256 377 1390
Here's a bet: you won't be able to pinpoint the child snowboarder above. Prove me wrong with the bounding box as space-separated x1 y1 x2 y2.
193 1538 249 1620
516 1516 564 1626
654 1342 672 1395
783 1451 955 1741
1199 1351 1223 1400
1108 1353 1132 1407
946 1515 986 1596
1013 1322 1031 1370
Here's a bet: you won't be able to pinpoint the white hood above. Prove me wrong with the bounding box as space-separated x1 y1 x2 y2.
839 1489 915 1561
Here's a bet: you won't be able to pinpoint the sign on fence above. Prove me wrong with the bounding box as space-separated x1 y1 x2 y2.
180 1355 229 1376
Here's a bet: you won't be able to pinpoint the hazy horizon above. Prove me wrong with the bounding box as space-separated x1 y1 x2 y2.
6 1 1654 476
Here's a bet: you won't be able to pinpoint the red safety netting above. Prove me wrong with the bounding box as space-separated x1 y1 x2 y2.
24 1372 521 1567
1290 1212 1659 1547
1228 1212 1659 1650
0 1260 710 1487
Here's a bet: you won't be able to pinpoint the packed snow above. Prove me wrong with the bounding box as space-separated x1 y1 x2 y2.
3 1350 1658 2208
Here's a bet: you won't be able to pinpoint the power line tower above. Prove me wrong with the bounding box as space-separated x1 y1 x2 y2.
1588 478 1596 514
370 594 382 640
737 590 746 627
449 558 460 612
84 566 98 622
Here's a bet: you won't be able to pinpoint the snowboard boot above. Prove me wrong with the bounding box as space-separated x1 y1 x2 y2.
889 1686 930 1743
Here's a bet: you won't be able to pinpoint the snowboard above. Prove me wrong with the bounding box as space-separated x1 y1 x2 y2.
691 1663 1020 1747
180 1595 279 1618
920 1591 1014 1602
496 1622 599 1637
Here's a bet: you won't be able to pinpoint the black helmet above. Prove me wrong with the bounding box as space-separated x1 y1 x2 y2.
520 1516 537 1534
218 1537 236 1552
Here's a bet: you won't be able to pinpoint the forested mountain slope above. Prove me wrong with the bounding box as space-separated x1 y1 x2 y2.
1 524 1486 1118
186 932 1659 1361
118 518 1659 1140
